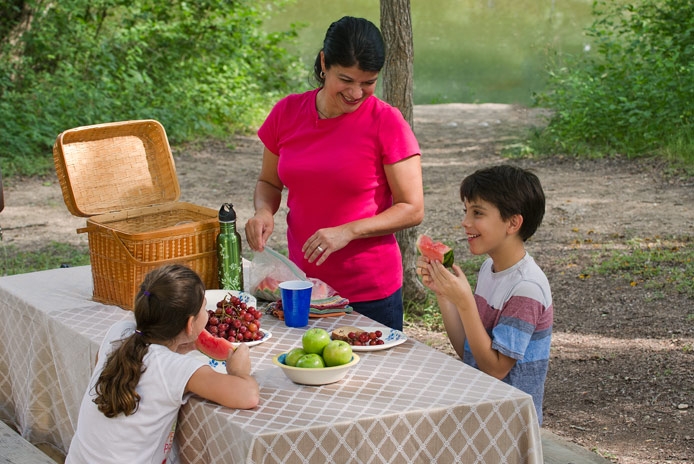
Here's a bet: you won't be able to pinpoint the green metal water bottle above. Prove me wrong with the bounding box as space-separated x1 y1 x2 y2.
217 203 244 291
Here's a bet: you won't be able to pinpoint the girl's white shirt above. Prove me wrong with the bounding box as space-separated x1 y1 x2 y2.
65 320 206 464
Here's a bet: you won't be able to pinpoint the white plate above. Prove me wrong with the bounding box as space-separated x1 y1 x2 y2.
229 328 271 348
347 327 408 352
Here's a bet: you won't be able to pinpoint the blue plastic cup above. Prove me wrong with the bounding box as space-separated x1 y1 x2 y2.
279 280 313 328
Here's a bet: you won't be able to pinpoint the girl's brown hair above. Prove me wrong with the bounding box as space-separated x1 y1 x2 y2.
92 264 205 417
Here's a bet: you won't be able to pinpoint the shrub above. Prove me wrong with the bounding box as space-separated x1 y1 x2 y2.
0 0 305 176
534 0 694 162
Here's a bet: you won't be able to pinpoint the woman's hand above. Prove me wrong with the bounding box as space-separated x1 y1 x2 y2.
245 148 283 251
245 209 275 252
302 225 353 265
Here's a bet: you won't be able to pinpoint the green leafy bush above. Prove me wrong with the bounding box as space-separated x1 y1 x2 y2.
0 0 305 176
534 0 694 161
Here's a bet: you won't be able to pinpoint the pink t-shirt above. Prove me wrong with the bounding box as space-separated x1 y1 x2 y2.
258 88 420 302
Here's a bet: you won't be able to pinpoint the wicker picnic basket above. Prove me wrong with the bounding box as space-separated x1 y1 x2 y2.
53 119 219 310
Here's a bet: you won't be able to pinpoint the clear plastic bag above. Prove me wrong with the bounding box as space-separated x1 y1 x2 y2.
249 247 338 301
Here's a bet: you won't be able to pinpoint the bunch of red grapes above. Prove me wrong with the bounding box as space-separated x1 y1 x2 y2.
346 330 385 346
205 294 263 343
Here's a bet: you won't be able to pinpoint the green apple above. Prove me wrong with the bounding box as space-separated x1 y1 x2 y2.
301 328 331 355
295 353 325 368
284 348 307 367
322 340 353 367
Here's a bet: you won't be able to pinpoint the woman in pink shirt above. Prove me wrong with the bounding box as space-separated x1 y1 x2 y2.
245 16 423 330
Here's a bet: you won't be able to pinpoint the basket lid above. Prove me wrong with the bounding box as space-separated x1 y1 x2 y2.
53 120 180 217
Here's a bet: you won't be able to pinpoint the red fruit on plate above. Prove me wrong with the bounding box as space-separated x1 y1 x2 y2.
195 329 234 361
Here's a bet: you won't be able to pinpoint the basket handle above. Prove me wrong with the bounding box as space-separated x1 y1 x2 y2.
109 229 215 265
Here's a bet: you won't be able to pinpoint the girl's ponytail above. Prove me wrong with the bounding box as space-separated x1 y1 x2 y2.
93 332 149 417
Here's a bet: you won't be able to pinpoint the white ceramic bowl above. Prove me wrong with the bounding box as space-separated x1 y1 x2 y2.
272 352 360 386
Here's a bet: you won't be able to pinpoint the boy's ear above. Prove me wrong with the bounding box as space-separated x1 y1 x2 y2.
507 214 524 235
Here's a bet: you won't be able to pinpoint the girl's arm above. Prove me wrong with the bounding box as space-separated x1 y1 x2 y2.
185 344 259 409
245 148 283 252
304 155 424 265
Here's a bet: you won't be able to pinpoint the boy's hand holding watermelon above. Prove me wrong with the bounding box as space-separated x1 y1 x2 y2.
416 234 467 294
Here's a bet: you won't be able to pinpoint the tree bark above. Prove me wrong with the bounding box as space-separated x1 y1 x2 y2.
380 0 427 305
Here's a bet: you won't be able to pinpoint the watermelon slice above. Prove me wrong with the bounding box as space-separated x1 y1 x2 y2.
196 328 234 361
416 234 454 267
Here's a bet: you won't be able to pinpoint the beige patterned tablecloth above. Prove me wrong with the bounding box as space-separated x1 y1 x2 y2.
0 266 542 463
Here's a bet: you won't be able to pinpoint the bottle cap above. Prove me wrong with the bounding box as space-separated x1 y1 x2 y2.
218 203 237 222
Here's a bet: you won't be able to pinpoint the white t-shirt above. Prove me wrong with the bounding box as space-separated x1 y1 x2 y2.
66 320 207 464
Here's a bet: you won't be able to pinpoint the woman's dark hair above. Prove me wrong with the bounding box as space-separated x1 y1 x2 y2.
313 16 385 86
460 165 546 242
92 264 205 417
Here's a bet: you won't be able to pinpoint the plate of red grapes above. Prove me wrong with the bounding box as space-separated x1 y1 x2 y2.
334 326 407 352
204 290 271 347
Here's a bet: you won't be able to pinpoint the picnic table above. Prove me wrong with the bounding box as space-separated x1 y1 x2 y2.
0 265 542 463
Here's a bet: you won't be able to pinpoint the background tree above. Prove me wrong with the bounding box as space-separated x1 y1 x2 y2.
380 0 427 305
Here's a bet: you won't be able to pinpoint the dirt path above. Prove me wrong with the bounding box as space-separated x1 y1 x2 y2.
2 104 692 463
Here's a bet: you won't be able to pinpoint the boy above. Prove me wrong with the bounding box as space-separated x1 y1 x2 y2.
417 164 553 425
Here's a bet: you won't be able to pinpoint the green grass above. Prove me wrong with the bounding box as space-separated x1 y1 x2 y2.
0 242 90 276
585 235 694 299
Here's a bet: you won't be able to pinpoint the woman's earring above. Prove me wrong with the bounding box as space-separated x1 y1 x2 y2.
320 71 326 79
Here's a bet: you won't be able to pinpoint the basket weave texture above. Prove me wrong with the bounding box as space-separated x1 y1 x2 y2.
53 120 219 310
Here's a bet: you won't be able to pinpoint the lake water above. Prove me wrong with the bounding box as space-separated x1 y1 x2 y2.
264 0 595 105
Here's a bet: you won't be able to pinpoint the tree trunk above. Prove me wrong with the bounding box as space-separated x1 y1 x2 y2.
380 0 427 305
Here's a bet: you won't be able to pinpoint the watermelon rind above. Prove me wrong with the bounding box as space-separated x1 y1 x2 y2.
442 249 455 268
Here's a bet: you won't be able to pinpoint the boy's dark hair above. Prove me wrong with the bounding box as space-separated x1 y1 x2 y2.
92 264 205 417
460 164 545 241
314 16 385 85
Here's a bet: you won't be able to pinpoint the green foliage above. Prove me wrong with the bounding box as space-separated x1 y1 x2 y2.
1 242 90 276
533 0 694 161
585 235 694 299
0 0 305 176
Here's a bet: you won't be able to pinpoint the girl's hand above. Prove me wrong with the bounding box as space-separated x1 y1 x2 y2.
225 344 252 377
302 225 351 266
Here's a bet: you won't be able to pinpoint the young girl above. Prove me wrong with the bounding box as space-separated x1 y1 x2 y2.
66 264 259 463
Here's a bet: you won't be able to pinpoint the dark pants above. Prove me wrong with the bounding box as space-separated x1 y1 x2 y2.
350 288 403 331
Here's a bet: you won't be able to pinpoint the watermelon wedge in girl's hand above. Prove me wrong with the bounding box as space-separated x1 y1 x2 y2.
416 234 454 268
196 328 235 361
